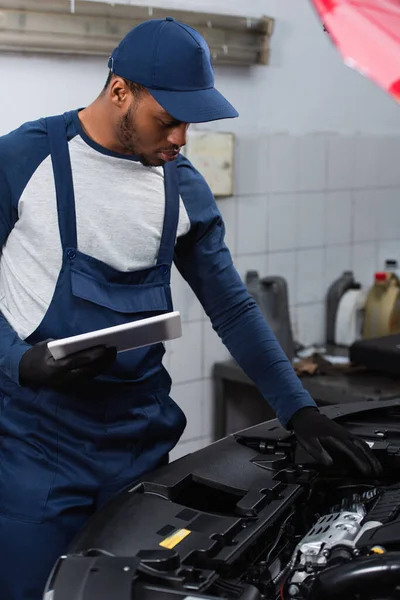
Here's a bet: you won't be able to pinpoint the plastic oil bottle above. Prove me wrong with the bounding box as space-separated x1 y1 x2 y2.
362 271 400 339
326 271 357 344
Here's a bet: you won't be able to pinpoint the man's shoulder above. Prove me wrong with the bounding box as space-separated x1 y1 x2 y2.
0 116 53 184
0 110 77 164
0 111 77 198
0 116 48 156
176 153 206 185
176 153 216 210
0 117 50 199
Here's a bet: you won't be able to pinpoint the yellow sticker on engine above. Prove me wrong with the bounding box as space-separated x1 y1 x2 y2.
159 528 191 549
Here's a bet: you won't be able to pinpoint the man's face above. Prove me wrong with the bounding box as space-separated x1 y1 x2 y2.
114 85 189 167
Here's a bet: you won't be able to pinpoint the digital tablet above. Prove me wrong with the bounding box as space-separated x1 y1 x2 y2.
47 311 182 360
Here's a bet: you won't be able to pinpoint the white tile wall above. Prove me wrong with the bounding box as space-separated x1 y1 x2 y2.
296 248 326 304
172 380 205 442
296 135 327 192
296 192 325 248
234 136 269 195
325 245 353 291
352 242 379 289
352 136 378 189
218 196 237 253
325 191 352 245
202 379 215 441
168 133 400 457
268 251 297 307
269 135 297 193
294 303 325 346
377 138 400 187
167 321 203 384
237 195 269 255
234 253 269 283
353 190 378 243
268 194 297 252
327 135 354 190
377 240 400 270
377 188 399 241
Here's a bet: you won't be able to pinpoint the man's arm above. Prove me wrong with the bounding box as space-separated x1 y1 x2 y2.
174 155 316 427
0 168 31 384
174 155 382 477
0 120 117 390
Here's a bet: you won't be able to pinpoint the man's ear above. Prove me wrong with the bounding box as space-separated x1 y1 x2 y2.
109 77 131 108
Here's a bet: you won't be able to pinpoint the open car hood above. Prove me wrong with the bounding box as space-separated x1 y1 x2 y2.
46 399 400 600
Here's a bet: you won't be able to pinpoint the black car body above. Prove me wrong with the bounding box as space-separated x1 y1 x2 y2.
46 399 400 600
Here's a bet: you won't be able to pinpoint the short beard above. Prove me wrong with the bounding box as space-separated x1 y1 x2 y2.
117 104 155 167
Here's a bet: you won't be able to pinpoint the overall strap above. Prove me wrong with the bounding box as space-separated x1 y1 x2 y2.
46 115 78 250
157 160 180 266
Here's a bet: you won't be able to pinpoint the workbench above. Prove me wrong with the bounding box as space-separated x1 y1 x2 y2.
212 358 400 440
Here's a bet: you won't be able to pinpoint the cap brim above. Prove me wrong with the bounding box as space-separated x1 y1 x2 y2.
146 86 238 123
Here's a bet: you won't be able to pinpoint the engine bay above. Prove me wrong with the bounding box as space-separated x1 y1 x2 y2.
46 399 400 600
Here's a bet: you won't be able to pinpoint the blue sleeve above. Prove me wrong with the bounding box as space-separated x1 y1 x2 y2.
0 169 31 384
0 116 56 384
175 155 316 426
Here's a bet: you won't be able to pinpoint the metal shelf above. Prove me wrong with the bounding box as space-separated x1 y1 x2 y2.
0 0 274 66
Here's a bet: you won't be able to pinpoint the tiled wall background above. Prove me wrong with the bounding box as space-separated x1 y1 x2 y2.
169 133 400 460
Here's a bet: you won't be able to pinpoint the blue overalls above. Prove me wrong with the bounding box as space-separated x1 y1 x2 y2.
0 115 186 600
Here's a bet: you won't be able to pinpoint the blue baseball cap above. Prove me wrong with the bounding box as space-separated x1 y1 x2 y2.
108 17 238 124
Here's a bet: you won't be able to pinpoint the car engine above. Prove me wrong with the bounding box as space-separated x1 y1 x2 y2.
46 399 400 600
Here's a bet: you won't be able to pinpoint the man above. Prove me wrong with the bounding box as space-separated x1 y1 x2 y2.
0 17 381 600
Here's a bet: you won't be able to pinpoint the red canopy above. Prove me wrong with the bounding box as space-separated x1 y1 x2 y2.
312 0 400 101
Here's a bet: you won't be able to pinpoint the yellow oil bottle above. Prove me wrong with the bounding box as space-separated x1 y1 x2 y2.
363 271 400 339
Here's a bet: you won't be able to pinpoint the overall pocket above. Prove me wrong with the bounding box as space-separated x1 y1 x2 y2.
70 269 171 381
71 269 169 315
0 437 57 523
142 389 187 447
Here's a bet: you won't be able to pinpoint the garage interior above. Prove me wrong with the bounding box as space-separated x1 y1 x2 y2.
1 1 400 599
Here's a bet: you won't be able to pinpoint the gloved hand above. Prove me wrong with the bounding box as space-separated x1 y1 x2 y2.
19 340 117 390
290 406 382 477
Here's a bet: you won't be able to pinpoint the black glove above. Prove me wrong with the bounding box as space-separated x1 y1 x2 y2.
19 340 117 390
290 407 382 477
